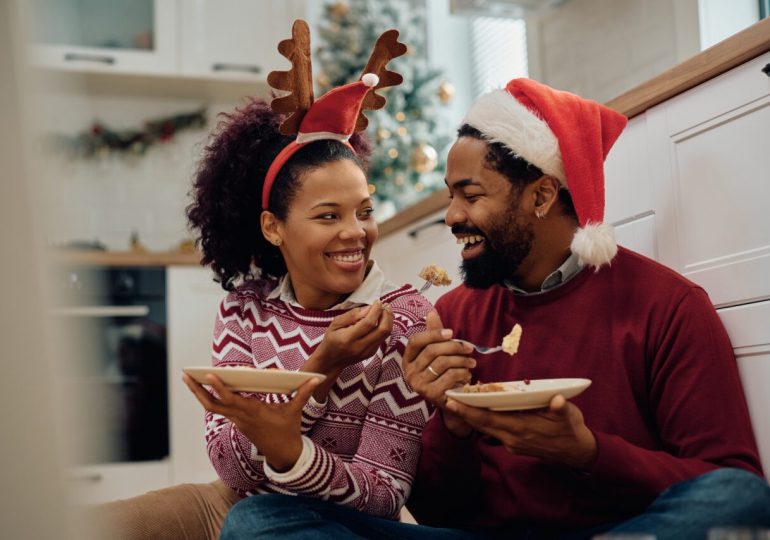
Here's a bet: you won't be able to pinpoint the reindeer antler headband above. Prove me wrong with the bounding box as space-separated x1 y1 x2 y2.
261 19 407 210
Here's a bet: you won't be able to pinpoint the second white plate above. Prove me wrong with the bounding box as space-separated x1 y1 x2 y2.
445 378 591 411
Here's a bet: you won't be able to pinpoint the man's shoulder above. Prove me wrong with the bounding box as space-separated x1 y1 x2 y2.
612 246 705 300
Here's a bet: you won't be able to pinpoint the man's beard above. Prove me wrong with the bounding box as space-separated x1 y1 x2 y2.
458 208 534 289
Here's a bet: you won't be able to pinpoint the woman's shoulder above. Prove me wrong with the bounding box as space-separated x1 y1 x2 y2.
220 277 279 309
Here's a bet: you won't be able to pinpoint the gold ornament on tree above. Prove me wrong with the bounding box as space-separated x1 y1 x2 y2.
410 143 438 173
437 80 455 104
330 1 349 18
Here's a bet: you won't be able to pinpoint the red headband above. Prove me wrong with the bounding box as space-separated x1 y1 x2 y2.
262 20 407 210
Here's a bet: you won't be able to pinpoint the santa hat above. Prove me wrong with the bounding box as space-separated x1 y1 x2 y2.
462 78 628 269
262 74 379 209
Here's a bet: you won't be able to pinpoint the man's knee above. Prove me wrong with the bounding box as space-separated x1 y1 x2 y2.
669 467 770 521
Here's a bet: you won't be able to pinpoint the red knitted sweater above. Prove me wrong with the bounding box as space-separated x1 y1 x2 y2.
408 247 762 529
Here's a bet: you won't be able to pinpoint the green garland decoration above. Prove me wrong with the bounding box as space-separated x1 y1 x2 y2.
48 108 207 159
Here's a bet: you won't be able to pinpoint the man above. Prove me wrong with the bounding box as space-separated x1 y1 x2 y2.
219 79 770 539
402 78 770 538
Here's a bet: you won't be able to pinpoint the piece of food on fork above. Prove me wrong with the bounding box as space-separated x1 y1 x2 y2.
419 264 452 286
501 323 523 355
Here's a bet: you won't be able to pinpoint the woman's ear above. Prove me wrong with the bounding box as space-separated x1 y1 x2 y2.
533 175 561 218
260 211 283 247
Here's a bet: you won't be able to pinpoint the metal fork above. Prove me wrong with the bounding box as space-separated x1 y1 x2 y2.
455 339 503 355
397 334 502 355
418 281 432 294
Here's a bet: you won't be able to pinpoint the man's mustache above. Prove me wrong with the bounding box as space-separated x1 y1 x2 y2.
451 225 485 237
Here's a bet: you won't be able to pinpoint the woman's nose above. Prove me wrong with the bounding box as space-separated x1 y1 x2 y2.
339 218 367 240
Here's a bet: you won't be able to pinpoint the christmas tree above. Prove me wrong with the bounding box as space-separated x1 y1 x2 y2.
315 0 454 219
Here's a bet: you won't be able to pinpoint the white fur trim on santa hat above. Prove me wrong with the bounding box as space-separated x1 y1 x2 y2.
462 89 566 185
570 222 617 270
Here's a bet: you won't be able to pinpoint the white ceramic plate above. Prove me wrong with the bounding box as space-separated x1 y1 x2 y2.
183 366 326 394
445 378 592 411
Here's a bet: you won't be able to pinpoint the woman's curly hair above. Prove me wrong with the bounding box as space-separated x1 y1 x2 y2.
187 98 372 290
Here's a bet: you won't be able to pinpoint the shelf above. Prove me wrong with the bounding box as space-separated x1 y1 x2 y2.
50 250 202 267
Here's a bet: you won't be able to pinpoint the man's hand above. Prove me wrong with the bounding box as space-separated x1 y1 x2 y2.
183 373 321 472
446 394 598 470
402 310 476 437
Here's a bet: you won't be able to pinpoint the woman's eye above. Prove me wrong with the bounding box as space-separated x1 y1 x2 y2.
359 207 374 218
317 213 337 220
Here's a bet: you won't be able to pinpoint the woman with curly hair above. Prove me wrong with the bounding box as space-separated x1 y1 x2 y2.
182 93 435 514
96 80 442 540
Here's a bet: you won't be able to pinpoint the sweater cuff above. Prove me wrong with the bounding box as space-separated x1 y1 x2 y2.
301 396 328 434
263 436 315 483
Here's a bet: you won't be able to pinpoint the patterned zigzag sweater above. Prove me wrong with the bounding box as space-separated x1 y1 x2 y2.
205 278 433 519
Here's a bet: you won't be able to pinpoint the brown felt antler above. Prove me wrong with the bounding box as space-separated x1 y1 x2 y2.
355 29 408 131
267 20 315 136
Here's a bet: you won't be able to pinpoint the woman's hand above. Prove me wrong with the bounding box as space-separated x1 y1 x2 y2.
402 310 476 438
183 373 321 472
303 300 393 400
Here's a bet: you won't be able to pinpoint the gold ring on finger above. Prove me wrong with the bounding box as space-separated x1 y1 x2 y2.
427 365 440 378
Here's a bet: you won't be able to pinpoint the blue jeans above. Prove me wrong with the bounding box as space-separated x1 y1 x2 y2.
220 468 770 540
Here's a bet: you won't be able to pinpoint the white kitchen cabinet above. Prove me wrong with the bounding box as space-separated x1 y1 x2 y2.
166 265 224 485
179 0 307 81
27 0 178 75
647 50 770 308
374 208 461 305
718 300 770 472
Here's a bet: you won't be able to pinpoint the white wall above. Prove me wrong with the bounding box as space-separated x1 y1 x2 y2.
526 0 701 103
36 74 264 251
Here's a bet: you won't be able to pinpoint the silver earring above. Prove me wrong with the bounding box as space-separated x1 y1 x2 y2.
273 239 282 246
535 209 546 219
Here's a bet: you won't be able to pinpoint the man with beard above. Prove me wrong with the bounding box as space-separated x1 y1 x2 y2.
401 78 770 538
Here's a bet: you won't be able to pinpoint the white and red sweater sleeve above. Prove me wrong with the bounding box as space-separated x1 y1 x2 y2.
263 333 429 519
204 294 326 494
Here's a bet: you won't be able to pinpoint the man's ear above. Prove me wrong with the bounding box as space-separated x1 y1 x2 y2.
260 210 283 247
533 175 561 217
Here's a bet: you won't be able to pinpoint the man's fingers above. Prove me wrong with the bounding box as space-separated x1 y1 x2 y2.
425 310 444 331
548 394 567 413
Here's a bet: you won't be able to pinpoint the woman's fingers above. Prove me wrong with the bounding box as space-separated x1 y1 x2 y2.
289 377 323 412
329 303 371 330
183 373 227 415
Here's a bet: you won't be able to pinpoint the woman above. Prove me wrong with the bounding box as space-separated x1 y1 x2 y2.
98 23 432 539
183 95 432 514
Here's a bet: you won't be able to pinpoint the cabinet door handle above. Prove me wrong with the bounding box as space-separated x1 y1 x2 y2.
63 53 115 65
212 63 261 75
407 218 446 238
762 63 770 77
49 305 150 317
69 473 103 483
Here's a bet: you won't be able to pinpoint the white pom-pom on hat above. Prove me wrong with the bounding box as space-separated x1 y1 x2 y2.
361 73 379 87
570 222 618 269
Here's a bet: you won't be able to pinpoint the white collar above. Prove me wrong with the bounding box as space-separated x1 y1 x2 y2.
265 260 398 310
